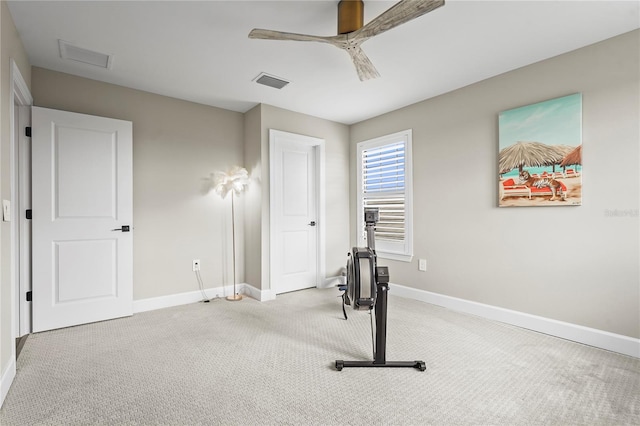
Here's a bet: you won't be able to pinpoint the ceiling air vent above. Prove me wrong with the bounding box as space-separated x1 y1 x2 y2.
59 40 113 69
254 73 290 89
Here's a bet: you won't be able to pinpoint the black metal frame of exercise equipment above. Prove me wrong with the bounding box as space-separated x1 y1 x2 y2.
335 208 425 371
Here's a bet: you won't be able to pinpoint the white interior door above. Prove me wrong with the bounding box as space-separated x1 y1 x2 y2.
32 106 133 333
270 130 323 294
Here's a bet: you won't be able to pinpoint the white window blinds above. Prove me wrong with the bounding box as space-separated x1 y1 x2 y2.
362 142 406 242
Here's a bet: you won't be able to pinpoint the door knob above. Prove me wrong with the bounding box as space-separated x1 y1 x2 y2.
111 225 130 232
308 221 316 226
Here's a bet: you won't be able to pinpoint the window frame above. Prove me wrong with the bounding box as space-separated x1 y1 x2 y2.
356 129 413 262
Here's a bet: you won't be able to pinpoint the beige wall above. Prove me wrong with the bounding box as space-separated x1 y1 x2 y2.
1 0 31 388
243 104 262 288
32 67 245 302
350 30 640 338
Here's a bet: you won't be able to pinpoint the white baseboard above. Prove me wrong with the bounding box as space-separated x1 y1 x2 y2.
390 283 640 358
133 284 238 313
1 357 16 408
133 283 274 313
242 284 275 301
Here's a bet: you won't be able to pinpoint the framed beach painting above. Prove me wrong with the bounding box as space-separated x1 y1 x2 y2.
498 93 582 207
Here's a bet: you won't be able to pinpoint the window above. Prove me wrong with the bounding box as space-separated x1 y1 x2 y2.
356 130 413 262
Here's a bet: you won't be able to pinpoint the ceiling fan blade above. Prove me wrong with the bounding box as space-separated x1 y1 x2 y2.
345 45 380 81
352 0 445 41
249 29 345 47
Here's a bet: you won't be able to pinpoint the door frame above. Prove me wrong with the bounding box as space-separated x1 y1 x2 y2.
10 59 33 339
268 129 325 296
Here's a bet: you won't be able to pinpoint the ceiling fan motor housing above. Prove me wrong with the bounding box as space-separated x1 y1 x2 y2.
338 0 364 34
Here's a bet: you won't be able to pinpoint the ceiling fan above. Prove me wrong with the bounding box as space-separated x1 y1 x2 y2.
249 0 445 81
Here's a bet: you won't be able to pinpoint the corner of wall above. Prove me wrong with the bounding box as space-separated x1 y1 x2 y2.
242 104 264 289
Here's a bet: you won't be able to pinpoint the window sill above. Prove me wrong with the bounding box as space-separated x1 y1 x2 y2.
376 252 413 263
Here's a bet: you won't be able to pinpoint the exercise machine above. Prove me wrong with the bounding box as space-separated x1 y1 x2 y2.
335 208 425 371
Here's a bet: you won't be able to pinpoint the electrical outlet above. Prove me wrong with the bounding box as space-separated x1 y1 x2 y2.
419 259 427 272
2 200 10 222
192 259 200 271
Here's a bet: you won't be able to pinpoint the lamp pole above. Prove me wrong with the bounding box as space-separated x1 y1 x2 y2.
227 190 242 301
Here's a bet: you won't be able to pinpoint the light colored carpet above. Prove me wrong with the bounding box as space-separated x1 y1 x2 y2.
1 288 639 425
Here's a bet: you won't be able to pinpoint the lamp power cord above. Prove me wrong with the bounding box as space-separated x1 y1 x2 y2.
195 270 210 302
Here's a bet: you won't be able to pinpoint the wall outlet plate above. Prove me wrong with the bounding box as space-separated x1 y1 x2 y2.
419 259 427 271
192 259 200 271
2 200 10 222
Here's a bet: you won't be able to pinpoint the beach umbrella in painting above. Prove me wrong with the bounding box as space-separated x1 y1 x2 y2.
560 144 582 166
552 144 575 171
498 141 565 174
552 144 574 159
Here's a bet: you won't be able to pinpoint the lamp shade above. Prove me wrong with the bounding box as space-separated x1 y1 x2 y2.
213 166 249 199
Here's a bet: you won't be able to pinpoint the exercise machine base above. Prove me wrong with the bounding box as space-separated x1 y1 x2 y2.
335 360 426 371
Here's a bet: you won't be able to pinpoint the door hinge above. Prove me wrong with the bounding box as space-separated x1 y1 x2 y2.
25 127 32 137
26 291 32 302
26 209 32 219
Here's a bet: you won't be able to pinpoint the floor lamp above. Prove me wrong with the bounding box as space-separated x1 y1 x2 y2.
213 166 249 301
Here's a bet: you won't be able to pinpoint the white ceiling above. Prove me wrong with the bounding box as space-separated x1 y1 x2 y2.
7 0 640 125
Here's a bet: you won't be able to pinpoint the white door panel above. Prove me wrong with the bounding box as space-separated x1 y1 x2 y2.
283 230 310 274
32 106 133 332
283 151 309 215
55 126 117 218
55 239 116 302
270 130 323 294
